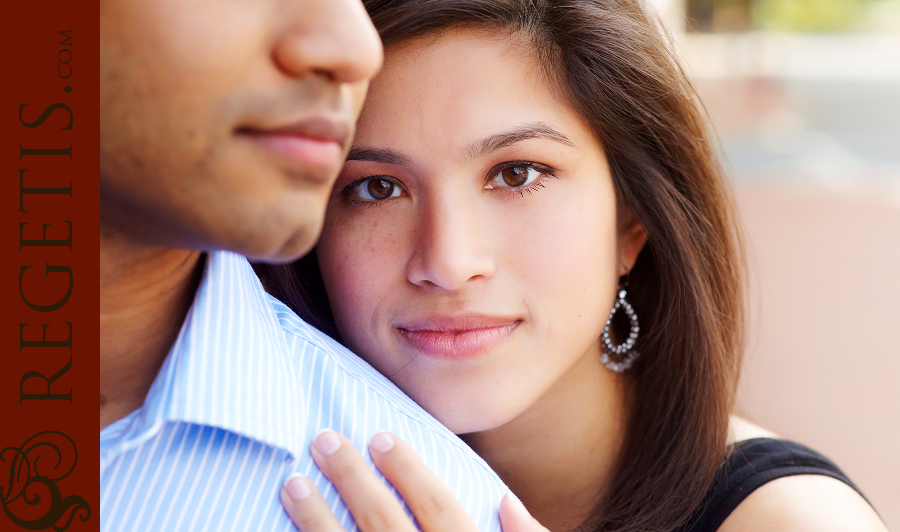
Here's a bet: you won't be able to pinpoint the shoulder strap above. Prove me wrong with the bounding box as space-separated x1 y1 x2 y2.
679 438 867 532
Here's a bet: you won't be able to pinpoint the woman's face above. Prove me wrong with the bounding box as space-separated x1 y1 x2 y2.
317 28 646 433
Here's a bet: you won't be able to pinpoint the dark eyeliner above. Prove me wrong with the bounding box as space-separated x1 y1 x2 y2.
340 175 404 206
485 160 557 181
485 160 558 198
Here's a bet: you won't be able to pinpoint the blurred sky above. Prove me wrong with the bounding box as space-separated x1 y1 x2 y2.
646 0 900 527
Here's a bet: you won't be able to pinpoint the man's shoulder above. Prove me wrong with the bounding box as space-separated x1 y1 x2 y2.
265 294 340 350
264 293 431 415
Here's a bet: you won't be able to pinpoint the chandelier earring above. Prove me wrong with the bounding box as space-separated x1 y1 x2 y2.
600 270 640 373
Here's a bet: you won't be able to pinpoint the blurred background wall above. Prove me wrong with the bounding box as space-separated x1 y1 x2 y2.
646 0 900 526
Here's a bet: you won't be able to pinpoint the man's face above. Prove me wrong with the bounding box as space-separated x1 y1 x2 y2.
100 0 383 262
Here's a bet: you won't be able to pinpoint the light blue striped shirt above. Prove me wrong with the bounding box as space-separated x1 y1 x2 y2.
100 251 508 531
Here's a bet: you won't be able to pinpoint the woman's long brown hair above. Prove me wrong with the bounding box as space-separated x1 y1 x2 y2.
260 1 745 530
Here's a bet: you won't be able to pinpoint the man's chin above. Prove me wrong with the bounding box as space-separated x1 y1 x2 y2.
240 227 319 264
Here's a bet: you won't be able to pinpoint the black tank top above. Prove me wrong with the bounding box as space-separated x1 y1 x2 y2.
679 438 868 532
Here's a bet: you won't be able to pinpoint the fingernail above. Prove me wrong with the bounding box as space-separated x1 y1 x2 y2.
313 429 342 456
283 473 311 501
506 492 529 517
369 432 395 454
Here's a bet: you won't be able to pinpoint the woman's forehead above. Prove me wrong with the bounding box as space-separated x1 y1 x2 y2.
358 27 588 154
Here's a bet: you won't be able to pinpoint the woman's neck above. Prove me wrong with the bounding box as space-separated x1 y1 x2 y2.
462 340 629 532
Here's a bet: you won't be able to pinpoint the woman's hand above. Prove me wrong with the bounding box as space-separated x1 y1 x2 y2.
280 430 548 532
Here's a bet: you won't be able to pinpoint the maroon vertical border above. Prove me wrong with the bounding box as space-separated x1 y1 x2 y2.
1 1 99 531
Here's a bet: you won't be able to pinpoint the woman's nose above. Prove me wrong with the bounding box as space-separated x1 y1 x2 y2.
272 0 383 84
406 192 496 291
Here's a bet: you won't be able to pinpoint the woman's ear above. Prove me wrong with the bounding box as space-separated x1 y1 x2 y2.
618 211 647 276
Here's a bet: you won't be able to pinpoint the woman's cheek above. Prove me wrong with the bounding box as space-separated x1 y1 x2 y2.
505 192 618 330
319 211 405 335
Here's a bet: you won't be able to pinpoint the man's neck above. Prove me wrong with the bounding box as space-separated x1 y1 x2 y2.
100 234 205 429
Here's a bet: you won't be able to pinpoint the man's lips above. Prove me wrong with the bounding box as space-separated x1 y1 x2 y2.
237 117 350 182
395 315 522 359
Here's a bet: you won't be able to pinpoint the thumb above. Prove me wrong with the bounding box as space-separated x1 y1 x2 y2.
498 493 550 532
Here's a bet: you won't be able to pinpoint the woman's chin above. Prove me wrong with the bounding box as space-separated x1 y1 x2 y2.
427 402 523 436
446 418 496 436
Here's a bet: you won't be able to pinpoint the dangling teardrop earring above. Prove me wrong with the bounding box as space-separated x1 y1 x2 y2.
600 272 640 373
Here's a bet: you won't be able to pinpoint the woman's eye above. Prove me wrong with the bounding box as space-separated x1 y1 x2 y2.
349 177 403 201
486 164 543 189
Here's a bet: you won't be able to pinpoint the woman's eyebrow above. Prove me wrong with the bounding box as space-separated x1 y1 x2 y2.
346 123 573 166
467 122 575 160
346 147 412 167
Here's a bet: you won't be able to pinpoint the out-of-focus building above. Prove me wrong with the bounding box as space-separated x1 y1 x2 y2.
642 0 900 528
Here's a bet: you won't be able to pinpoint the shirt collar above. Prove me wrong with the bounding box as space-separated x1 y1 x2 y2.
101 251 307 460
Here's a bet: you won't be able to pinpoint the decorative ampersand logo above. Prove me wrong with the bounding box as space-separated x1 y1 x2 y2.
1 431 91 531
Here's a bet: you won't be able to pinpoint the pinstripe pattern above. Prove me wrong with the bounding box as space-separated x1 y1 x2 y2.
100 251 507 531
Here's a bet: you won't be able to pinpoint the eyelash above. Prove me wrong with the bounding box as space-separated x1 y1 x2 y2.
341 160 557 207
341 175 405 208
484 161 558 199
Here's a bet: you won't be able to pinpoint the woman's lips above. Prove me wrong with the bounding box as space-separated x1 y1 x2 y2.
396 316 522 359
